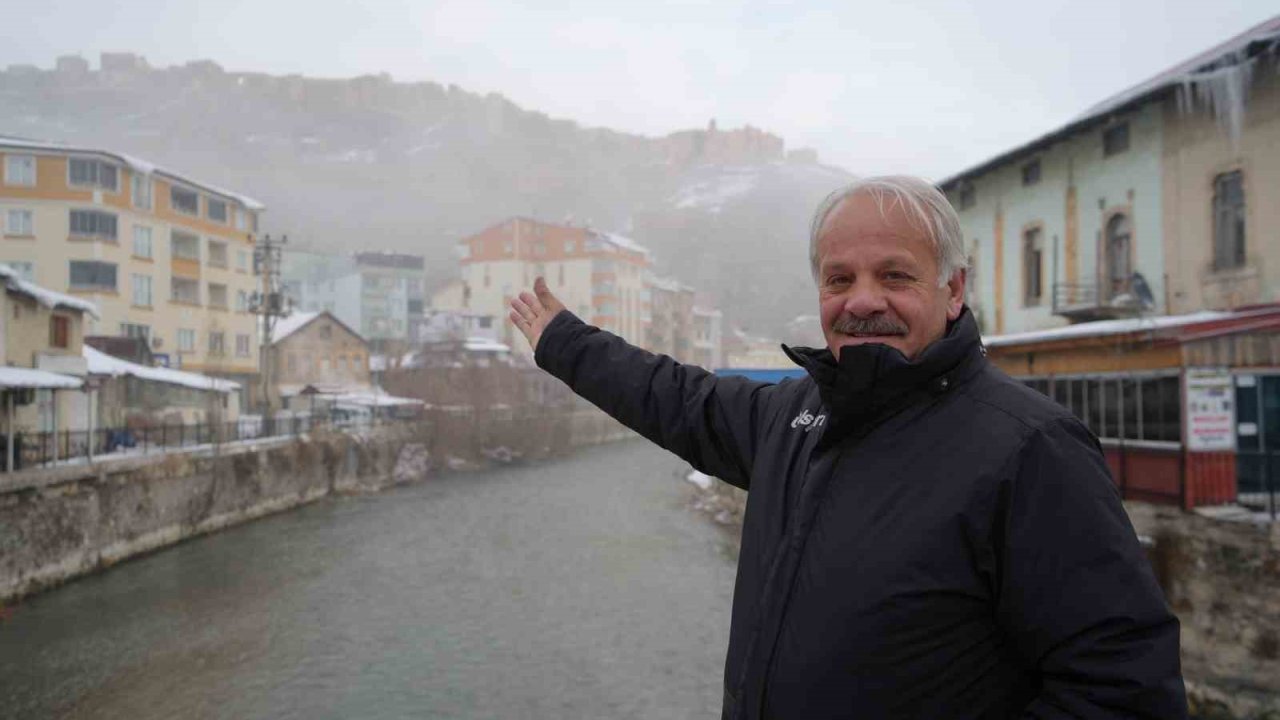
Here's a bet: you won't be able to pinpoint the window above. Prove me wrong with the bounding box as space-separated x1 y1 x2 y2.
236 249 249 271
207 239 228 267
68 158 119 191
69 209 118 241
5 209 33 235
170 185 199 215
1105 214 1132 297
120 323 150 341
131 273 153 306
177 328 196 352
236 334 251 357
5 261 34 281
171 276 200 304
131 173 153 210
1022 226 1043 305
49 315 70 348
566 239 576 253
4 154 36 186
503 240 513 253
208 331 225 356
234 208 246 231
170 230 200 260
1103 123 1129 156
236 289 248 312
1212 171 1245 271
208 282 228 308
132 225 153 258
1021 159 1041 186
206 198 228 223
287 353 297 374
958 184 975 210
68 260 117 291
1040 375 1182 443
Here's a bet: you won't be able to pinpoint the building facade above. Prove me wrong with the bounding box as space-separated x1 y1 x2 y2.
269 311 372 399
457 218 651 353
940 16 1280 337
0 137 264 392
281 249 426 346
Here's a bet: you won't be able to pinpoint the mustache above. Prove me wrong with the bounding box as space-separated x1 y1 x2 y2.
831 314 909 336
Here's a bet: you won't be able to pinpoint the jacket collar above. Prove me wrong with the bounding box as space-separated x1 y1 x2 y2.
783 307 985 427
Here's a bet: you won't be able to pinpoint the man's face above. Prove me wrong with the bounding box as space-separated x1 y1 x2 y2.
816 192 965 360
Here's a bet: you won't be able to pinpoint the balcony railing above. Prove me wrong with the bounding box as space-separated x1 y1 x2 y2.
1052 280 1142 322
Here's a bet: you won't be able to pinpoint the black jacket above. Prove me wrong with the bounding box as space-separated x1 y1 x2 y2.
536 308 1187 719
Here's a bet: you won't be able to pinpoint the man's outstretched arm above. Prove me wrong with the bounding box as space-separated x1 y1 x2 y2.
510 278 772 489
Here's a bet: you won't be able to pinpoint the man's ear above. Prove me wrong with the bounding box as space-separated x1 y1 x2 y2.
945 269 966 321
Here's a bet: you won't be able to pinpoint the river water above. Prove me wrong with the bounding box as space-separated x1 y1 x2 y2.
0 440 737 719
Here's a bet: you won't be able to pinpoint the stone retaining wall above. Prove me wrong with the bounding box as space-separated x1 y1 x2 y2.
0 424 429 603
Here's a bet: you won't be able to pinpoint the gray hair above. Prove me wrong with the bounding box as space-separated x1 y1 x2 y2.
809 175 967 287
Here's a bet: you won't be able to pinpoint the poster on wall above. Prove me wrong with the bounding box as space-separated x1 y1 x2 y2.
1185 367 1236 452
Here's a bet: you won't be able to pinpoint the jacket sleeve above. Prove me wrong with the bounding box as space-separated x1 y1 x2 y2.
535 311 773 489
995 418 1188 719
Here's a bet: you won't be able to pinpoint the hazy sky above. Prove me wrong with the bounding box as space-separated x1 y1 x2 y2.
4 0 1276 177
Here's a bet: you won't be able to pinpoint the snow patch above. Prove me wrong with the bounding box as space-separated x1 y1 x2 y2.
685 469 714 490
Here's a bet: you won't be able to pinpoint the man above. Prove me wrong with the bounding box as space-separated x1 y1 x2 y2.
509 176 1186 719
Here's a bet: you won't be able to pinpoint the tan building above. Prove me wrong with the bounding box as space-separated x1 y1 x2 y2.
269 311 372 401
457 218 651 353
0 264 95 469
0 136 264 397
1161 33 1280 313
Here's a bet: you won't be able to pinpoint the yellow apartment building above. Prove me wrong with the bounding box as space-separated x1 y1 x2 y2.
0 136 264 402
457 218 651 354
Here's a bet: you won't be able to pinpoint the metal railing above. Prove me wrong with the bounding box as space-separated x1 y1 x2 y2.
0 412 417 473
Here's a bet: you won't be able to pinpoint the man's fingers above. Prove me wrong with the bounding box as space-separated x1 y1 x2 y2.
510 295 538 324
518 291 544 316
533 277 564 312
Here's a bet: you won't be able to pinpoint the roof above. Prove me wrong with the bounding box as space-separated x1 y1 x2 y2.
0 366 82 389
938 15 1280 189
84 346 240 392
270 311 320 344
463 337 510 353
0 264 99 318
0 135 265 210
595 231 650 257
269 310 366 346
982 305 1280 349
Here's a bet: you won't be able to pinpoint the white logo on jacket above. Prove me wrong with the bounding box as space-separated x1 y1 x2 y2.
790 409 827 432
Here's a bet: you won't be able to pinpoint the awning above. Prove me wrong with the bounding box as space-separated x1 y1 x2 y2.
0 366 83 389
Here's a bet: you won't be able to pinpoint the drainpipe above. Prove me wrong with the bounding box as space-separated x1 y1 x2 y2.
6 391 12 472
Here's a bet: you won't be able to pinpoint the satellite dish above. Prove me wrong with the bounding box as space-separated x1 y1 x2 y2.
1130 272 1156 311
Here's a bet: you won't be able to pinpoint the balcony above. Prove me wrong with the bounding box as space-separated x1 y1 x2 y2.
1052 280 1144 323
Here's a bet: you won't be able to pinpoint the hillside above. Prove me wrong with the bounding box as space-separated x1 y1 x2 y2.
0 53 852 335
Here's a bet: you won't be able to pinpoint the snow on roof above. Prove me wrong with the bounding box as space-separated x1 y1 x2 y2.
938 15 1280 188
597 231 650 256
84 345 239 393
270 311 320 344
332 392 424 408
0 366 83 389
0 264 99 318
0 135 265 210
646 274 683 293
464 337 510 353
981 310 1242 348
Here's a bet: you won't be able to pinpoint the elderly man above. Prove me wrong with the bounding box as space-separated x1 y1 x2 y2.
509 176 1186 719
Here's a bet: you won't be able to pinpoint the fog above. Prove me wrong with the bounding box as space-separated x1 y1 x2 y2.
0 0 1274 336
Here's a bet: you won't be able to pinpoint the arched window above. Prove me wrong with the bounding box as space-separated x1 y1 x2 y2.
1106 214 1132 296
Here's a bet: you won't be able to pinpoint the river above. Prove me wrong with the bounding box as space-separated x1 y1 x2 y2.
0 440 737 719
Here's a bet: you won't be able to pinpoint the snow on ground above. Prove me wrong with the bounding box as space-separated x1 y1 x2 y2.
685 469 714 490
672 166 760 213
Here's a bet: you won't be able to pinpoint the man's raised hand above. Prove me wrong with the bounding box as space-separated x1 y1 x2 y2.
508 277 567 351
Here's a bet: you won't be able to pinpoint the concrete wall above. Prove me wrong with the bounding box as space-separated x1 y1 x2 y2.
0 423 430 603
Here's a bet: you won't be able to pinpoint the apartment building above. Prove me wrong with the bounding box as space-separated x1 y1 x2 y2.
646 274 695 359
281 248 426 346
457 218 651 353
0 136 264 398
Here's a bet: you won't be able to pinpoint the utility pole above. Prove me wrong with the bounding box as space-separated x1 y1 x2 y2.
251 233 291 418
